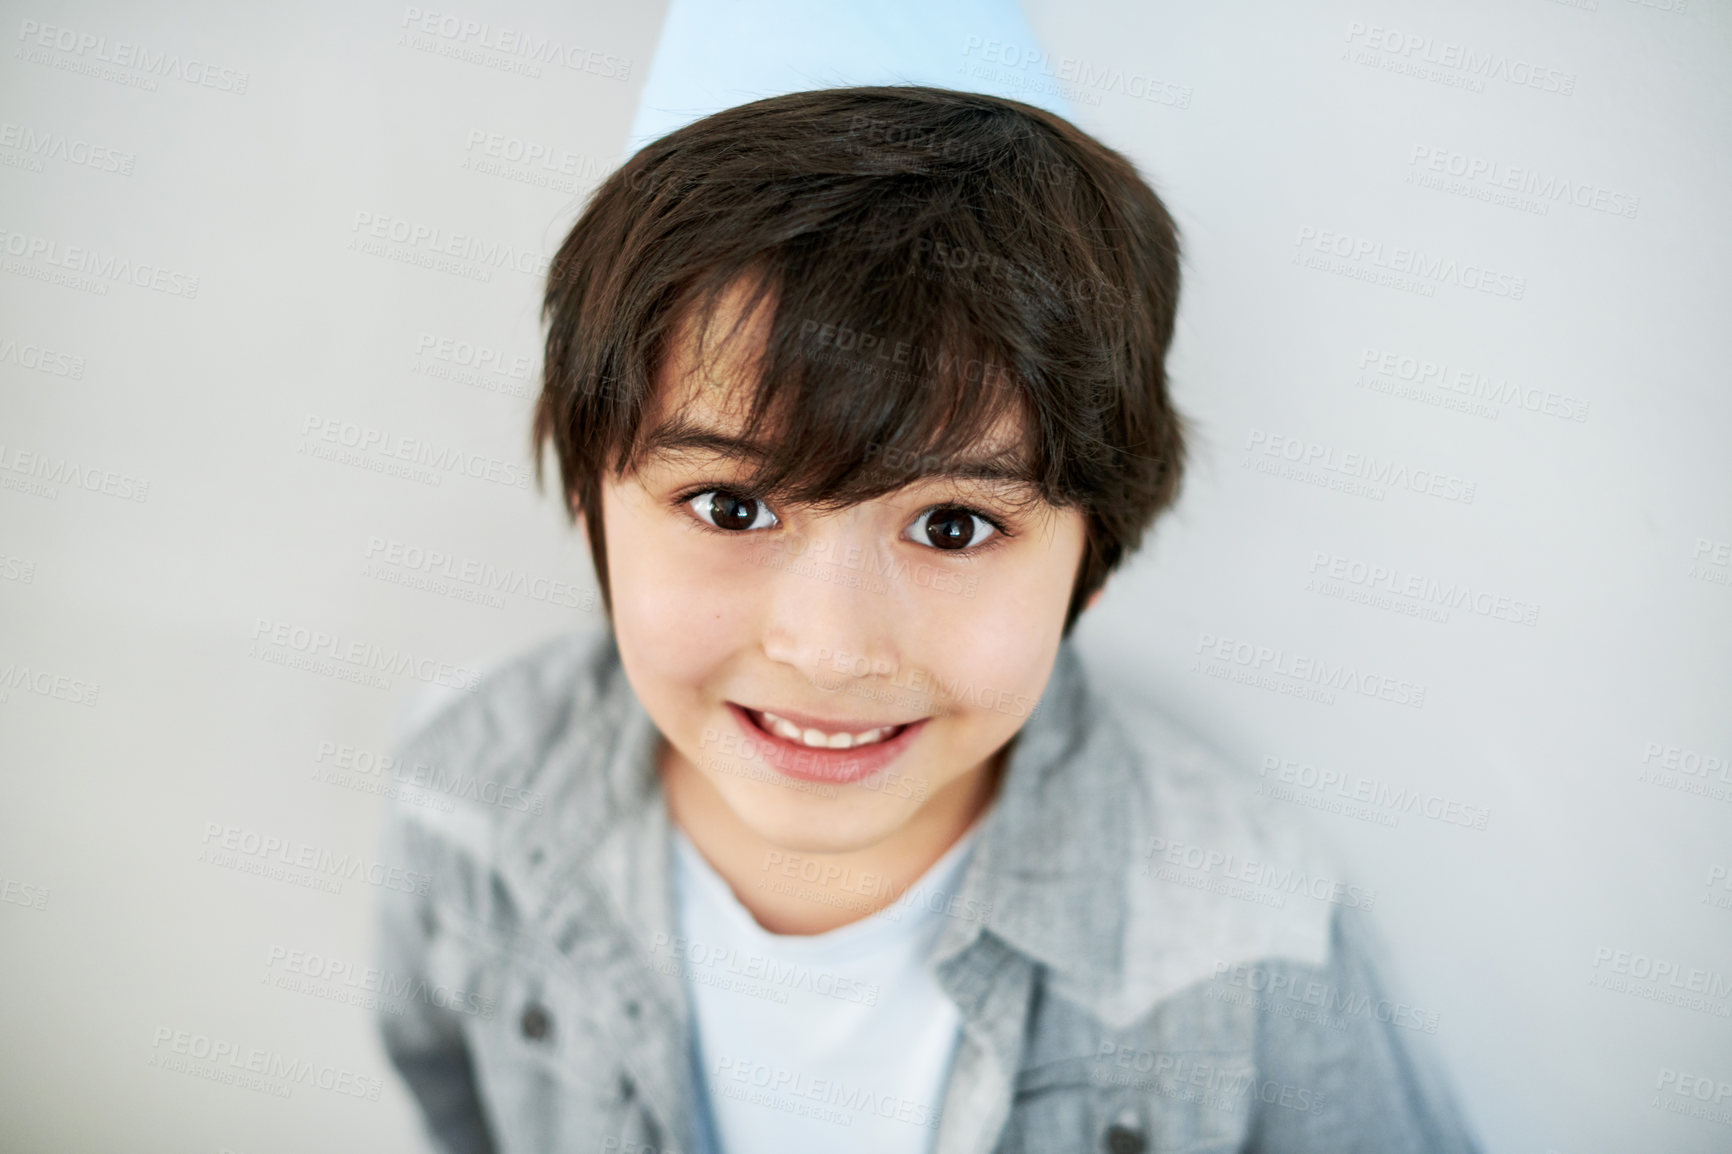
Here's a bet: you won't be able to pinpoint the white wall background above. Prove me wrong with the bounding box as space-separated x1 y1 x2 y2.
1 1 1728 1152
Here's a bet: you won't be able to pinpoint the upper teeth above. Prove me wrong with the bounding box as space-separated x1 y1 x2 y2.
759 710 894 750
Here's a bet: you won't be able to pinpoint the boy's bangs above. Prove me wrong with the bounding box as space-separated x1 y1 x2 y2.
634 265 1055 510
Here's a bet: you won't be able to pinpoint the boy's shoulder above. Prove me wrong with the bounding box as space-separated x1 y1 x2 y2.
1104 681 1337 885
384 625 635 866
1020 658 1345 1024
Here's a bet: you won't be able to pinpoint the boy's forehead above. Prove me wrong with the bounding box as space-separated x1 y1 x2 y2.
647 281 769 435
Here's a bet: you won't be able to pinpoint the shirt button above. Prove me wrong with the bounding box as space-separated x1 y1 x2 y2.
519 1002 552 1042
1102 1111 1146 1154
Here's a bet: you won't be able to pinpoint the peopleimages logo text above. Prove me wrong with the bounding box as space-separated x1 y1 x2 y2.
1343 22 1575 95
1293 227 1525 300
0 227 200 297
250 617 482 691
1195 631 1427 708
1245 429 1476 504
397 8 632 79
16 19 250 93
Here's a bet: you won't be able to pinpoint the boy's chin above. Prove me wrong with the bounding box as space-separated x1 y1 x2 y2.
717 780 924 857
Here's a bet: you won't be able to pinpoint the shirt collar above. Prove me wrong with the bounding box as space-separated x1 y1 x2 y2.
929 640 1334 1028
926 640 1131 981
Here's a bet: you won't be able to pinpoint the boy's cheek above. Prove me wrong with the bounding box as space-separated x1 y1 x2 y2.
602 508 752 714
924 594 1058 712
612 575 741 693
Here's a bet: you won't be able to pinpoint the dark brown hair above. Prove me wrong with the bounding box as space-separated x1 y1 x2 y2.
533 85 1186 634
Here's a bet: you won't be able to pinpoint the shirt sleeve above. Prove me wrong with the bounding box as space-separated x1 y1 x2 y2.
1242 904 1483 1154
375 795 499 1154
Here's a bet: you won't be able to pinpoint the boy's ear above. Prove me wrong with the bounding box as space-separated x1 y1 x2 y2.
1085 586 1106 612
570 491 585 528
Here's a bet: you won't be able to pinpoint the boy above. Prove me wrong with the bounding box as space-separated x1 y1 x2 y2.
376 86 1480 1153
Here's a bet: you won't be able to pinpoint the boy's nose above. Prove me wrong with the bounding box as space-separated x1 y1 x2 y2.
757 535 901 687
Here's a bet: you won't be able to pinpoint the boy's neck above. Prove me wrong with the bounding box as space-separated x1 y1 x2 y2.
658 741 1004 936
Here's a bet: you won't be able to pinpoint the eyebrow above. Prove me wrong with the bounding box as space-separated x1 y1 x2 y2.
636 419 1040 490
637 422 770 464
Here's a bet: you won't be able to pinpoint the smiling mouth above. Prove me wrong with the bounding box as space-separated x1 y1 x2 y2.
742 708 910 751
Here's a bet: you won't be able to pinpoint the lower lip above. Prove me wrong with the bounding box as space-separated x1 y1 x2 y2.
724 703 927 786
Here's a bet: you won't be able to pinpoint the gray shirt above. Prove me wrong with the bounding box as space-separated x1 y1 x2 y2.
376 626 1481 1154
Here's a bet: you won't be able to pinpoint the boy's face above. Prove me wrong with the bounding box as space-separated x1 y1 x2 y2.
596 291 1089 855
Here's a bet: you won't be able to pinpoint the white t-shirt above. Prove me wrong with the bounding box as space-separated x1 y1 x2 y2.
670 824 981 1154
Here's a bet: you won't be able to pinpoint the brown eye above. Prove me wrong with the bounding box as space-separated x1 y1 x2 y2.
914 507 992 551
690 490 778 532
